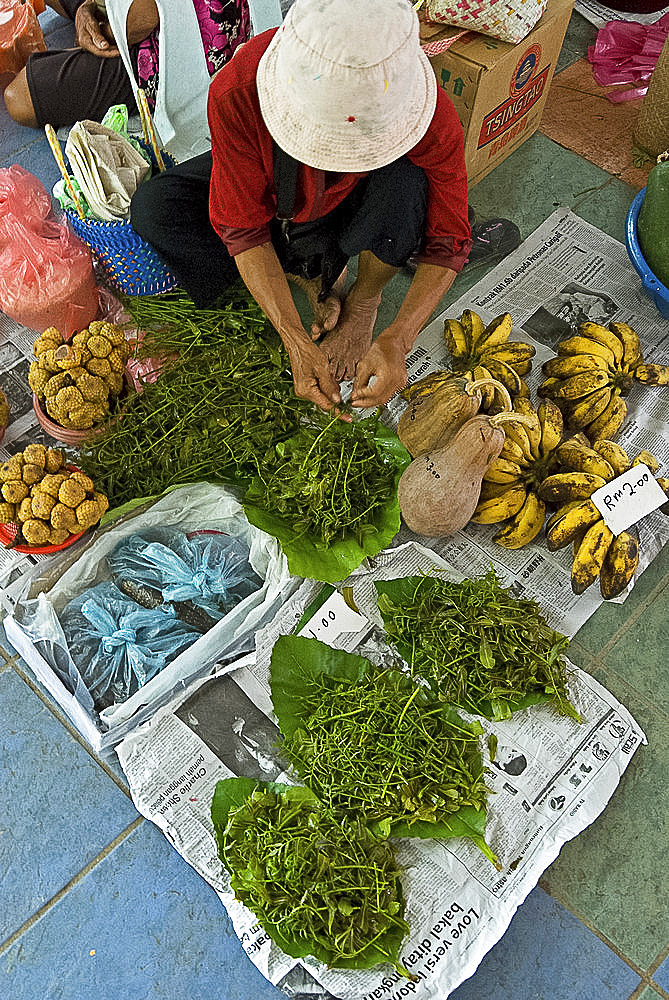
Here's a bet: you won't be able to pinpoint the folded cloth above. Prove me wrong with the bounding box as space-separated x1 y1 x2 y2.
65 120 151 221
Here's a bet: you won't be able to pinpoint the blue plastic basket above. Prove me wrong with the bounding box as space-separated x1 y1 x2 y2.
625 187 669 320
65 142 178 298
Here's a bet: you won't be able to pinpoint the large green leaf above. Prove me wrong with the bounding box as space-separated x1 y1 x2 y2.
269 635 494 858
242 420 410 583
270 634 370 739
210 777 410 972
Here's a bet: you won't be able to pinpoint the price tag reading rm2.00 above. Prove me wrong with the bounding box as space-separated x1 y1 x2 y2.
591 463 667 536
297 590 369 648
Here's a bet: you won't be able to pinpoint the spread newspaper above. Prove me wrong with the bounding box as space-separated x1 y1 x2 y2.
117 550 646 1000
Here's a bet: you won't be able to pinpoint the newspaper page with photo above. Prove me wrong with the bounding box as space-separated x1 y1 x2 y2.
373 208 669 637
117 543 645 1000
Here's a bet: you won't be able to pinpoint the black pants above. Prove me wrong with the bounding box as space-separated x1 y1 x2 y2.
129 151 429 308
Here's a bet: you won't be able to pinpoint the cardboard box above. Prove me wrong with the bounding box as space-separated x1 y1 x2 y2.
421 0 575 187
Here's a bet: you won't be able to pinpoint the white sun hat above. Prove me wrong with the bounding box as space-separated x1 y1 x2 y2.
256 0 437 173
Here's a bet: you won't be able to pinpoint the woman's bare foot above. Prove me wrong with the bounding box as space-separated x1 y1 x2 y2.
287 268 347 339
320 291 382 382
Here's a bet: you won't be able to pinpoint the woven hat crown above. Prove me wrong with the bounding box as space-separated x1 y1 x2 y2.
256 0 437 172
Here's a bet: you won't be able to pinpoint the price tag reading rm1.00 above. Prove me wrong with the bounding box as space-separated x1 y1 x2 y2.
297 590 369 648
591 463 667 536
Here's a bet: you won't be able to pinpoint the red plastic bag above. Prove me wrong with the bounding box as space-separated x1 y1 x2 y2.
588 12 669 101
0 166 99 336
0 0 46 76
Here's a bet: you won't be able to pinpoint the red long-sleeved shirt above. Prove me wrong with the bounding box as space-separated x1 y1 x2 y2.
207 30 471 270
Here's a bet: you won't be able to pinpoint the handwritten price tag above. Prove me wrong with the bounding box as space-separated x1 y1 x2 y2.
591 463 667 535
297 590 369 649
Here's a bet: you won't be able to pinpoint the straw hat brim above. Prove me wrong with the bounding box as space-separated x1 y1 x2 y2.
256 39 438 173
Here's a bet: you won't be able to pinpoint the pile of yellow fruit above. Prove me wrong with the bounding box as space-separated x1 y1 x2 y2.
0 444 109 547
28 321 131 430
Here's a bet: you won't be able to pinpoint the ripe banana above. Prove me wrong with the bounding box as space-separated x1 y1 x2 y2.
578 322 624 366
476 313 513 352
483 357 522 395
599 530 639 599
472 484 528 524
443 318 469 357
586 392 627 441
401 370 457 403
545 498 602 551
484 457 524 484
557 336 617 366
656 477 669 515
566 386 613 428
571 519 615 595
472 365 497 409
538 399 563 457
556 440 615 480
479 478 517 501
546 499 584 535
634 363 669 385
631 449 660 474
461 309 485 348
592 439 630 476
543 353 609 378
537 472 608 503
493 491 546 548
484 342 536 365
609 322 642 371
512 398 541 458
500 437 530 466
503 418 535 463
546 369 610 401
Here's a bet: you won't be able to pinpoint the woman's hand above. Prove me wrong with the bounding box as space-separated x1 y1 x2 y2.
286 339 351 418
75 0 120 57
351 329 408 408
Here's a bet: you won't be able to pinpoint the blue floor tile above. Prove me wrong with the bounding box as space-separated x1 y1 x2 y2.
448 887 640 1000
654 955 669 991
0 669 138 941
0 820 283 1000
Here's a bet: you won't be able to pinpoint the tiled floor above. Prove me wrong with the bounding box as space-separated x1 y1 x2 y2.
1 7 668 1000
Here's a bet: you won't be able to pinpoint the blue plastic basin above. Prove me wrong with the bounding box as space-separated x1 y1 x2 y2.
625 187 669 320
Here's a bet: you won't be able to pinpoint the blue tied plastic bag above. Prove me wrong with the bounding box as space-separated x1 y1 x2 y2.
60 582 200 710
107 529 261 621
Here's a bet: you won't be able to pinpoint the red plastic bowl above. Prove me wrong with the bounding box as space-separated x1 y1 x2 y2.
0 463 90 554
0 520 87 555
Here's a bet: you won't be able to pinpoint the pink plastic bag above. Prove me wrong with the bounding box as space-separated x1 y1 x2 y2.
588 12 669 102
0 166 99 336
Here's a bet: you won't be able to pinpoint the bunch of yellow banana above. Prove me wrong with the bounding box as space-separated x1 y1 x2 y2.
442 310 535 409
538 321 669 442
472 397 565 548
541 436 665 598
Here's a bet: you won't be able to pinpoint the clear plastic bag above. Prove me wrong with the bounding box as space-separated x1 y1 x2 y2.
59 582 200 711
0 165 99 335
107 528 262 624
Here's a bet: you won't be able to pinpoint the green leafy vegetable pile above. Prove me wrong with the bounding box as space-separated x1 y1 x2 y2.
211 778 411 974
79 293 309 507
245 413 400 547
242 413 410 581
376 570 581 722
79 291 409 582
270 635 494 860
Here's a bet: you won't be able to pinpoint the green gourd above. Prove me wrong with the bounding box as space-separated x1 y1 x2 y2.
637 159 669 288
